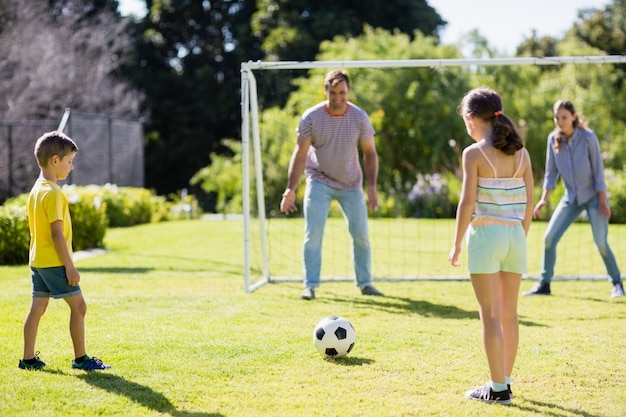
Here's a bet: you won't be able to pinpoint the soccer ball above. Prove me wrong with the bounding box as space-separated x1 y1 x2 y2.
312 316 356 358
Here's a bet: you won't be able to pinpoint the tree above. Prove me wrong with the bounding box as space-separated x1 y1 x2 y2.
515 30 559 58
0 0 142 121
124 0 259 196
251 0 445 61
251 0 446 109
574 0 626 55
126 0 446 198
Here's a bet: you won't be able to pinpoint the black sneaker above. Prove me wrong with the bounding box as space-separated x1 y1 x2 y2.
300 287 315 300
72 356 111 371
508 384 513 399
523 282 551 296
18 352 46 370
611 282 625 298
465 382 511 405
360 285 384 296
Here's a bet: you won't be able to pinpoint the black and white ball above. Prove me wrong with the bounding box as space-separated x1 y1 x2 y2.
313 316 356 358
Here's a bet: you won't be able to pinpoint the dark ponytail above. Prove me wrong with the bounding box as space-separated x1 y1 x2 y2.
492 114 524 155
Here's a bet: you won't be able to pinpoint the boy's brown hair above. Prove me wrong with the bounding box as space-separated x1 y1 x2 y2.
34 131 78 168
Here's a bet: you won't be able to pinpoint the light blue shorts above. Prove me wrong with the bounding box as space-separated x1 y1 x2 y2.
31 266 82 299
467 224 527 274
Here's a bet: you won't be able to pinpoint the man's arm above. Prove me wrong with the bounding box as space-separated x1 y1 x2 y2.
280 135 311 214
360 138 378 210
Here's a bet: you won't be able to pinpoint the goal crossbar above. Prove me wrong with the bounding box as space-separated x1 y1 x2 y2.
241 55 626 72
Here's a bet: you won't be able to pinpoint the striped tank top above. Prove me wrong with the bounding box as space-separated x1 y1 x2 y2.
472 148 527 226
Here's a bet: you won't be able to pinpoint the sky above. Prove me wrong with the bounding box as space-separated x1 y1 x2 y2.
118 0 606 55
118 0 147 17
428 0 604 54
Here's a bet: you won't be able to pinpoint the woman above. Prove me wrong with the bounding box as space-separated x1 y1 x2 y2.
525 100 624 298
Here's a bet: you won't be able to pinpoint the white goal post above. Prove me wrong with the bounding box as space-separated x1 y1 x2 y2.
241 55 626 293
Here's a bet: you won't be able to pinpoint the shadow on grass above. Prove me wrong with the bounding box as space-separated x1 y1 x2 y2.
119 252 242 276
512 397 600 417
325 356 374 366
322 295 544 327
76 372 223 417
323 295 477 319
78 267 153 274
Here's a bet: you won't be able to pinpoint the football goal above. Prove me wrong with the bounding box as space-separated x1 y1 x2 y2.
241 55 626 293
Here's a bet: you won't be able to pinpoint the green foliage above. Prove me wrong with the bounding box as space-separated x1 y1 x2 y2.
96 184 202 226
133 2 626 222
257 107 303 216
128 0 260 195
248 25 626 220
575 0 626 55
129 0 446 196
0 203 29 265
62 185 110 250
606 168 626 224
251 0 445 62
0 186 109 264
99 184 154 227
403 173 460 219
161 189 203 222
0 185 202 265
190 139 243 215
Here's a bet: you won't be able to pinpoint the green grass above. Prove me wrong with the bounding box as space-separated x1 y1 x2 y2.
1 219 625 416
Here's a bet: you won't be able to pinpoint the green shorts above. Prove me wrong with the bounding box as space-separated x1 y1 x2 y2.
467 224 527 274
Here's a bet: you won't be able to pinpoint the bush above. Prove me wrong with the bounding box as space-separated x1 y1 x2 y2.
0 184 202 265
606 169 626 224
99 185 202 226
3 186 110 255
379 173 460 219
162 189 203 221
99 184 154 227
63 185 109 250
0 203 29 265
404 173 459 219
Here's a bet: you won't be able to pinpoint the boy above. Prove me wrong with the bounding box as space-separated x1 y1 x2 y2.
19 131 110 371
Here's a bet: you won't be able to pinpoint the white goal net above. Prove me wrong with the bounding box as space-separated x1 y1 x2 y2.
241 56 626 293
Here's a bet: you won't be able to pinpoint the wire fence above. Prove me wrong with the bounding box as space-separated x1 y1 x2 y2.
0 111 143 203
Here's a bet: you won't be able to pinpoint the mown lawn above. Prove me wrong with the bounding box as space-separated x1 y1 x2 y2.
1 219 624 416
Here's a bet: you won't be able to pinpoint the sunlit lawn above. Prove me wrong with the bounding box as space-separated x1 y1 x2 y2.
0 219 624 417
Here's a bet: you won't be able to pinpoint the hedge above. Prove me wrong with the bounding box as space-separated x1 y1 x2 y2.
0 185 200 265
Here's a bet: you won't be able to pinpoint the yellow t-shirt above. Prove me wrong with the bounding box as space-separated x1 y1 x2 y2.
28 179 73 267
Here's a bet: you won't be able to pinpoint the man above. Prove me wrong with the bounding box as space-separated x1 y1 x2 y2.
280 69 383 300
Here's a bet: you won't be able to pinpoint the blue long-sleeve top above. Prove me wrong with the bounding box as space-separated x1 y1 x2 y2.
542 127 606 205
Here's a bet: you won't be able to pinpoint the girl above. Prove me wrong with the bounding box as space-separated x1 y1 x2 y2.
449 87 533 404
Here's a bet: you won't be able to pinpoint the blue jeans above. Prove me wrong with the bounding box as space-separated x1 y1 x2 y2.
540 195 621 284
302 180 372 288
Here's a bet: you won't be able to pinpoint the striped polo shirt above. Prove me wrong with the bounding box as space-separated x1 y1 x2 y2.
297 101 375 190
